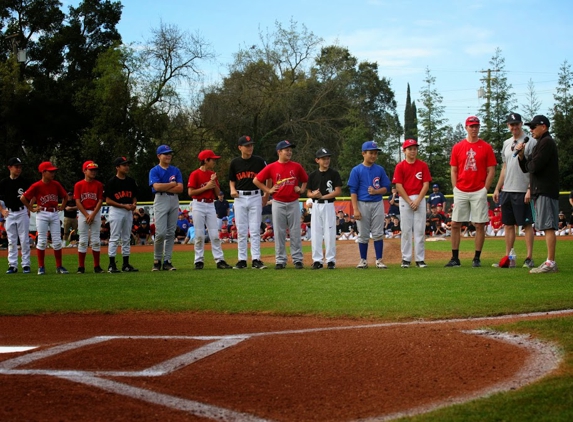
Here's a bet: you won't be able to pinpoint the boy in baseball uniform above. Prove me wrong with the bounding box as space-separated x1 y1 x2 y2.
253 140 308 270
0 157 32 274
347 141 391 269
392 139 432 268
149 145 183 271
21 162 69 275
306 148 342 270
187 150 232 270
74 161 105 273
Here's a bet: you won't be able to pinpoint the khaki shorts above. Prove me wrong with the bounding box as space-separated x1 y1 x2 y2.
452 187 489 223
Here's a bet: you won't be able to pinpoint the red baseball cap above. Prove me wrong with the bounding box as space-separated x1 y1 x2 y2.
402 139 419 150
38 161 58 173
198 150 221 161
82 160 99 171
465 116 480 126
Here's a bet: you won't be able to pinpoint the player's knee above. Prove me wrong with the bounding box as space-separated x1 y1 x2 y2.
372 234 384 241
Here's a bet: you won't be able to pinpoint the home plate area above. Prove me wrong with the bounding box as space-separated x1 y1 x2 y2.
0 312 564 422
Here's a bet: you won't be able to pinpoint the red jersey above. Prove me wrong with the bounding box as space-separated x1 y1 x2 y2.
450 139 497 192
187 168 220 201
23 180 67 208
74 179 104 211
490 215 503 229
392 159 432 196
256 160 308 202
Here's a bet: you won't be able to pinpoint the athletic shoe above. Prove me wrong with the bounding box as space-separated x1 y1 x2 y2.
275 263 286 270
252 259 267 269
163 261 176 271
217 260 232 269
444 258 461 267
195 261 204 270
56 266 69 274
416 261 428 268
327 261 336 270
6 266 18 274
294 261 304 269
529 261 558 274
94 266 105 274
234 260 248 269
356 259 368 269
37 266 46 275
311 261 323 270
108 264 121 273
523 258 535 269
22 266 31 274
152 261 161 271
401 260 410 268
76 267 85 274
122 264 139 272
472 258 481 268
376 259 387 269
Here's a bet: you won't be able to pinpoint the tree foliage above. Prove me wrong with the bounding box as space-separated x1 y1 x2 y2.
552 60 573 188
404 83 417 141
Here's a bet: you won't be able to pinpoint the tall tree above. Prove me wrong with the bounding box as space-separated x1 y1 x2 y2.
520 78 542 122
552 60 573 188
478 48 516 155
404 83 417 140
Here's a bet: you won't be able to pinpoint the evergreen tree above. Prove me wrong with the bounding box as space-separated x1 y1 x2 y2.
404 83 417 140
552 60 573 188
521 78 542 122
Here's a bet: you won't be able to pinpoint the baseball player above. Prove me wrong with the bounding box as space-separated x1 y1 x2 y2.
187 150 232 269
73 161 105 273
149 145 183 271
253 140 308 270
306 148 342 270
21 161 69 275
228 135 269 269
348 141 391 269
105 157 139 272
392 139 432 268
0 157 32 274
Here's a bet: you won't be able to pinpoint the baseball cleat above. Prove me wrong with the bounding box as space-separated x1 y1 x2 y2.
76 267 85 274
122 264 139 272
216 260 232 269
472 258 481 268
6 266 18 274
233 260 248 269
415 261 428 268
311 261 323 270
22 266 31 274
444 258 461 267
275 263 286 270
529 261 558 274
327 261 336 269
37 266 46 275
252 259 267 269
523 258 535 268
294 261 304 269
152 261 161 271
94 266 105 274
194 261 204 270
56 266 69 274
375 259 387 269
401 260 410 268
162 261 176 271
108 264 121 273
356 259 368 269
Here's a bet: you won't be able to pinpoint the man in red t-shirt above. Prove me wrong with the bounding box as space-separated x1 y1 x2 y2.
446 116 497 268
74 161 104 274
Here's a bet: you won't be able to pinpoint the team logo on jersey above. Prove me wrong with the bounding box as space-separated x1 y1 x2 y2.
372 177 381 189
415 171 423 180
464 148 477 172
326 180 333 193
169 175 177 182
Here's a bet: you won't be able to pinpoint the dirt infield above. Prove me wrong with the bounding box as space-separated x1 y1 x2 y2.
0 311 569 421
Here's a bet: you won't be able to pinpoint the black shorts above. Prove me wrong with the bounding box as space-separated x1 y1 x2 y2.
499 191 534 226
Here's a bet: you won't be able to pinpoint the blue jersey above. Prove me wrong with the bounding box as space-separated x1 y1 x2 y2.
347 163 391 202
149 165 183 194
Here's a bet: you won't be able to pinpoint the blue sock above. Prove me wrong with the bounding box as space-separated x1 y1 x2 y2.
374 240 383 259
359 242 368 259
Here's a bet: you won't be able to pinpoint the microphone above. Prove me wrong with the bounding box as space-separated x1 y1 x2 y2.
513 136 529 157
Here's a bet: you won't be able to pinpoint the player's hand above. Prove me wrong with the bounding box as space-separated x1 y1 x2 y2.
367 186 376 195
524 189 531 204
354 210 362 220
493 190 500 204
230 190 239 198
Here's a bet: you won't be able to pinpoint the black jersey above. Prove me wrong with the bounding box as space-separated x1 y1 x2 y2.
0 176 30 210
307 168 342 201
105 176 138 205
228 155 267 191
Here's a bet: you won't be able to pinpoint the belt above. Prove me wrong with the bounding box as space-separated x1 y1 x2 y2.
9 206 25 212
313 199 334 204
195 199 214 203
156 192 175 196
238 190 260 196
39 207 58 212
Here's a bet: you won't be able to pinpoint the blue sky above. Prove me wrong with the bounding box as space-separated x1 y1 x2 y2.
84 0 573 128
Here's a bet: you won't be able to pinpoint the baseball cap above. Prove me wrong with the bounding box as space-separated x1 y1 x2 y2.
276 140 295 151
218 191 224 196
315 147 332 158
402 139 419 150
465 116 480 126
506 113 522 124
114 156 131 166
157 144 174 155
524 115 550 128
430 204 437 208
432 184 439 188
38 161 58 173
494 207 500 212
362 141 381 151
198 150 221 161
82 161 98 172
437 203 443 207
238 135 254 146
7 157 22 166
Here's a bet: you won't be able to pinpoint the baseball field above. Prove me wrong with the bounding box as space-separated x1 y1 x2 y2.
1 237 572 421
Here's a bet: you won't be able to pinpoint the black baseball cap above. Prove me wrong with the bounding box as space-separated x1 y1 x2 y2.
7 157 22 166
238 135 254 146
524 115 550 128
315 148 332 158
114 156 131 166
506 113 522 124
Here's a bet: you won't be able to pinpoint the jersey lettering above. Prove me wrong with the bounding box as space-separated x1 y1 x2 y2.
113 191 133 200
38 194 59 205
235 171 258 181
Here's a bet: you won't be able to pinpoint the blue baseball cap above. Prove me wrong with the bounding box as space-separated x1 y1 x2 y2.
362 141 381 151
157 145 174 155
276 140 296 151
432 183 439 188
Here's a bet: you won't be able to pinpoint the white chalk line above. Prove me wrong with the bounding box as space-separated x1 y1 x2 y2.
1 308 572 422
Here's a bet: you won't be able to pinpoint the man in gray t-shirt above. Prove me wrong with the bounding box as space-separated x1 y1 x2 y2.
493 112 537 268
